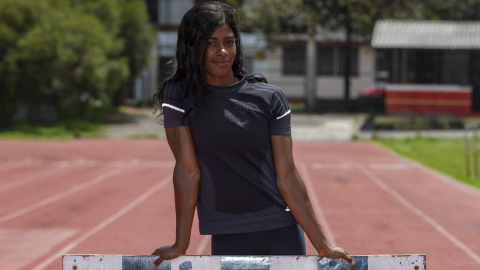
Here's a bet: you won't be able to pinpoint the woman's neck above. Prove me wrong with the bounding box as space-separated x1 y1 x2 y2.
205 70 238 86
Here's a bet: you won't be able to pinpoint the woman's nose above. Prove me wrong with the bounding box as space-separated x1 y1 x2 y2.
218 48 228 57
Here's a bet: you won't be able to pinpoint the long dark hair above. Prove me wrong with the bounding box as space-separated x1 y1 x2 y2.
152 1 267 122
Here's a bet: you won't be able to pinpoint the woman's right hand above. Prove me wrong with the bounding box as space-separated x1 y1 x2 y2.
318 244 355 266
151 244 186 268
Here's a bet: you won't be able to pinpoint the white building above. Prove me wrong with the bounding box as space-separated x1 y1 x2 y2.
267 32 375 100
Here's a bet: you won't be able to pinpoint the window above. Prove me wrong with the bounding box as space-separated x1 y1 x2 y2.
282 45 306 75
415 50 442 84
282 44 358 76
317 46 334 75
338 46 359 76
442 50 469 85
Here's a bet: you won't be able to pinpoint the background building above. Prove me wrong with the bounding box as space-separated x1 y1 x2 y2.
372 20 480 115
267 31 374 100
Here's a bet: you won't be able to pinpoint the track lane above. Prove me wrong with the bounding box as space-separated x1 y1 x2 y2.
292 141 480 270
0 165 109 217
302 160 475 269
1 140 479 270
353 162 480 265
7 167 172 270
34 173 174 270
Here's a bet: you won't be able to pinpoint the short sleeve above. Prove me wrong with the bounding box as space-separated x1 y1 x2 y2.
162 82 190 127
269 88 291 135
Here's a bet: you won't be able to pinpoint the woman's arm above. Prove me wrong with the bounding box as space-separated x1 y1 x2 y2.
152 126 201 268
270 134 354 265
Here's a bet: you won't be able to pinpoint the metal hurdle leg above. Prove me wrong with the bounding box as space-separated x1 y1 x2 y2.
473 125 479 179
464 124 472 178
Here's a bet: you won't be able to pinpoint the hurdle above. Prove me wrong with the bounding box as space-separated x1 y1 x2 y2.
63 254 426 270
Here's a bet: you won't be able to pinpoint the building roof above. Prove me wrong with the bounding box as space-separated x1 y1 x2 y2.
372 20 480 49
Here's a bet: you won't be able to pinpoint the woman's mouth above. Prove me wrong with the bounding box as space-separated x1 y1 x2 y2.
213 61 229 67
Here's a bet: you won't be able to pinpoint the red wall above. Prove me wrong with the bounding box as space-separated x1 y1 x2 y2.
385 87 472 116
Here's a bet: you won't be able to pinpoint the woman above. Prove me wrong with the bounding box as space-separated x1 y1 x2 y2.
151 2 354 268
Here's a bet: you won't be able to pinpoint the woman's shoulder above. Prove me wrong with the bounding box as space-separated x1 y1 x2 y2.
164 79 189 98
245 78 285 97
165 79 187 90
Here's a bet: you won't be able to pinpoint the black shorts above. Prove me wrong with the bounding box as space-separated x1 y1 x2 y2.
211 224 306 256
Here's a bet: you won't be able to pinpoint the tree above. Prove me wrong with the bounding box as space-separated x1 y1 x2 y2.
118 0 156 81
421 0 480 21
0 0 154 125
71 0 156 105
0 0 52 125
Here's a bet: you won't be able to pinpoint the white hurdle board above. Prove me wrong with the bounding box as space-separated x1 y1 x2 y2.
63 255 426 270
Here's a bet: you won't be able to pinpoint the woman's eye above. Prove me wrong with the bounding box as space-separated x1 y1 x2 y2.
208 42 216 46
226 40 234 44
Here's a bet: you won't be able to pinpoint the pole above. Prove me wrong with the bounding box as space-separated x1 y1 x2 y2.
344 22 352 101
474 124 479 179
464 124 472 178
305 35 317 112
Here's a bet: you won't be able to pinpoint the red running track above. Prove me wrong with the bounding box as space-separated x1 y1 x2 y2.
0 139 479 270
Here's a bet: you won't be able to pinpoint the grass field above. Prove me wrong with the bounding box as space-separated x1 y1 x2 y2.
0 104 115 140
373 137 480 190
0 121 106 140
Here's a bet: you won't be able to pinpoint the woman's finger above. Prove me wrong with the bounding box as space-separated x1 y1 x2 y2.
343 253 355 266
152 255 164 268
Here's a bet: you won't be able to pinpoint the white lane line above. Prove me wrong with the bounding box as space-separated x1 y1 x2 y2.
0 162 137 225
0 167 66 192
0 159 85 192
36 173 173 270
353 162 480 265
312 163 352 169
0 159 174 168
370 143 480 200
368 163 410 170
195 235 211 255
408 159 480 200
298 162 337 246
0 158 32 172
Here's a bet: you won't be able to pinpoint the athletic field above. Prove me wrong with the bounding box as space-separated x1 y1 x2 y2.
1 139 479 270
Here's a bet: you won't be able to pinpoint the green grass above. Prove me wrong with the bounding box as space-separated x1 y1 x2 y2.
128 134 159 139
0 103 114 140
373 137 480 190
289 102 306 111
0 121 107 140
371 115 480 130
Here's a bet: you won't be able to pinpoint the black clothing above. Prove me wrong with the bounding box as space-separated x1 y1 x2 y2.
163 76 296 235
211 224 306 255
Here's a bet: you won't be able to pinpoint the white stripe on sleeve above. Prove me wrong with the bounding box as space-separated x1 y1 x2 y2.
276 110 291 120
162 103 185 113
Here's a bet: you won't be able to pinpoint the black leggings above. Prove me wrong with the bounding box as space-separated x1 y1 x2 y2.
211 224 306 256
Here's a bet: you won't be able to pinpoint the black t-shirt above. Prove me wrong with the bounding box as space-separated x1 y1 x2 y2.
162 76 297 235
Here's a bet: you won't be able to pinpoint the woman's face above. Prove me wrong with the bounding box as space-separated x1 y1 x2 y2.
203 24 236 84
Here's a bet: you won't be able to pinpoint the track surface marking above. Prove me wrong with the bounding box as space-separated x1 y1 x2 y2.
353 162 480 264
1 140 479 270
298 162 337 246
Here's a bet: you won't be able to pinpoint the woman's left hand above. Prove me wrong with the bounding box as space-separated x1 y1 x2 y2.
151 244 186 268
319 245 355 266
